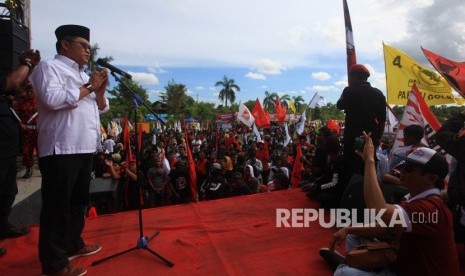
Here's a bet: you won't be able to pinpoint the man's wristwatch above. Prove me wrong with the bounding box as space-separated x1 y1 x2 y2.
84 82 94 93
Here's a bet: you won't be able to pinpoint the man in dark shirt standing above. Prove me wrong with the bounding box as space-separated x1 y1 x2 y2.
0 50 40 256
337 64 386 175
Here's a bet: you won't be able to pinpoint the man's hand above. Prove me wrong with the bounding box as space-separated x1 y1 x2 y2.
89 69 108 110
329 228 348 251
19 49 41 68
104 158 113 167
89 69 108 94
357 131 375 163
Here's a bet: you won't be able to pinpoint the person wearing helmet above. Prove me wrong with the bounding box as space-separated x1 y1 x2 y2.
337 64 386 176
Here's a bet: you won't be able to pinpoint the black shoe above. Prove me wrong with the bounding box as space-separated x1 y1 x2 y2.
0 247 6 257
0 225 30 240
319 248 346 271
22 167 33 179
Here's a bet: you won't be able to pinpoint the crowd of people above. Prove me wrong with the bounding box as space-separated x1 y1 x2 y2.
95 124 313 210
0 22 464 276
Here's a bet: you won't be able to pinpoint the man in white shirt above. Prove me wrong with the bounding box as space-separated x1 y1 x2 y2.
29 24 109 276
103 135 116 153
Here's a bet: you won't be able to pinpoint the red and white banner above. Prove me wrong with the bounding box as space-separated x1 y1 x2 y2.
391 84 452 182
392 84 441 152
237 102 255 127
343 0 356 84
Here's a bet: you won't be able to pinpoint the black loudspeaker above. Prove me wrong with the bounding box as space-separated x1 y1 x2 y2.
0 19 30 76
89 178 120 214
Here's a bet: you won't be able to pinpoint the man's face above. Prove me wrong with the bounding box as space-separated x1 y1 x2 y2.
399 162 427 187
402 135 415 146
62 37 91 67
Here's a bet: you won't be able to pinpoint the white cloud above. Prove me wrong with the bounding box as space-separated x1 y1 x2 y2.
195 86 205 90
245 72 266 80
256 59 286 75
287 25 311 46
147 65 166 74
334 79 348 88
310 85 336 92
128 72 159 85
312 72 331 81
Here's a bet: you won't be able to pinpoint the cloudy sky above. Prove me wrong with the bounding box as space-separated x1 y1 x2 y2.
29 0 465 105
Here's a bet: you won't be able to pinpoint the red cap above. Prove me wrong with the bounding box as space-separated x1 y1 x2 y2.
349 64 370 77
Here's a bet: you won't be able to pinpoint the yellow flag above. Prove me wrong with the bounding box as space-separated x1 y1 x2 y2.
288 99 296 114
384 43 454 105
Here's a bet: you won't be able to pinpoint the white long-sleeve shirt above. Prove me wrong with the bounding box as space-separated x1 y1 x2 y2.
29 55 109 157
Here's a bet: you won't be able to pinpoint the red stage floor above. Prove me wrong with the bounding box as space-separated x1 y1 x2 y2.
2 189 464 275
1 189 336 275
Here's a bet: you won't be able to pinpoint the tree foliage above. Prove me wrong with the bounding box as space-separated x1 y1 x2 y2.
391 105 462 124
101 78 150 125
159 79 191 118
87 43 113 73
292 95 305 113
263 91 278 111
310 103 345 122
215 75 240 107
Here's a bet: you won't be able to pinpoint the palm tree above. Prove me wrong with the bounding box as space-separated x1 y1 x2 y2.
87 43 113 73
292 95 305 113
263 91 278 111
215 75 240 107
279 94 291 109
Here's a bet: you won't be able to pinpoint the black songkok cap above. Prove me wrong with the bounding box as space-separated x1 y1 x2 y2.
55 24 90 41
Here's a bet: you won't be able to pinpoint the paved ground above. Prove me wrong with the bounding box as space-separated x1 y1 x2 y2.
11 161 42 227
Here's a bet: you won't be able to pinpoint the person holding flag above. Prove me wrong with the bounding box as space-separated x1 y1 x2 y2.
337 64 386 176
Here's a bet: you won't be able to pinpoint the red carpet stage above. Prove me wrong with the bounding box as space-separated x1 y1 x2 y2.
1 189 336 275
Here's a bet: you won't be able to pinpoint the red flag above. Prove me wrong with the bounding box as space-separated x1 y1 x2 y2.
291 142 303 188
275 97 286 124
215 128 219 153
137 125 143 157
122 118 135 163
184 121 198 202
422 47 465 98
252 98 270 128
123 118 130 147
343 0 357 84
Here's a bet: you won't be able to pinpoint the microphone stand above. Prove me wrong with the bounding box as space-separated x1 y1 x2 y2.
92 72 174 267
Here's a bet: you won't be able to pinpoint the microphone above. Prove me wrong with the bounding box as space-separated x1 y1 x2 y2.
96 58 132 79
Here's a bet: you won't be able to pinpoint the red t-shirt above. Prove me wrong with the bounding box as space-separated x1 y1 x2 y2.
195 158 207 175
394 195 460 276
255 148 270 171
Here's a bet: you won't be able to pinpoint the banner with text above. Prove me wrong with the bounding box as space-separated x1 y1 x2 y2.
384 43 454 105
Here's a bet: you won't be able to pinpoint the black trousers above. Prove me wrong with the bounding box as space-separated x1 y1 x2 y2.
38 153 93 274
0 157 18 229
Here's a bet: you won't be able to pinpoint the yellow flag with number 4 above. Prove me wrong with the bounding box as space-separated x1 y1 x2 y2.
384 43 455 105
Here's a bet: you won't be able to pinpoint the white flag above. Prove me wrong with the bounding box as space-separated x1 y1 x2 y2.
284 123 291 147
385 106 399 134
253 124 262 142
296 109 306 135
308 92 324 109
237 102 255 127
